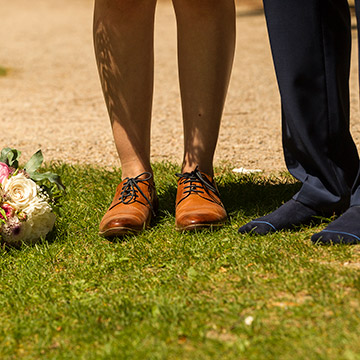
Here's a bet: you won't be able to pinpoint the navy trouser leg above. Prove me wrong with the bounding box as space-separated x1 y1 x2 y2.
350 0 360 206
263 0 359 213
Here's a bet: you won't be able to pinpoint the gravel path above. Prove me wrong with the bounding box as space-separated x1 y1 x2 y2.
1 0 360 173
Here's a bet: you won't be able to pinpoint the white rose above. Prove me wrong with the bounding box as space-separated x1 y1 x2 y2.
24 197 56 240
24 195 51 219
2 173 38 211
29 210 56 241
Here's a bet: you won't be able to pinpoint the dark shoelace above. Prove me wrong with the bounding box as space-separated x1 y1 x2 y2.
175 166 219 205
110 172 156 216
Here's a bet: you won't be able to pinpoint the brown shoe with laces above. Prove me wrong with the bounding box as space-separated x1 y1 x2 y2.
99 172 158 237
175 166 227 231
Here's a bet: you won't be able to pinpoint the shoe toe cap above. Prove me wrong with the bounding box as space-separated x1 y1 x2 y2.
176 208 227 230
99 214 145 235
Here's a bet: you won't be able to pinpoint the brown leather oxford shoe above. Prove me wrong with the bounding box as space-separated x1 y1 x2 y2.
99 172 158 237
175 166 227 231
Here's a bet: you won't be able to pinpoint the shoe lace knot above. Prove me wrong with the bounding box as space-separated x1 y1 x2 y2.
119 172 156 216
176 166 219 199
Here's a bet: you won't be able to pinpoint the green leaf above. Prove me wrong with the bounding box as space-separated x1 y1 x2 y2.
0 148 21 167
24 150 43 175
0 207 7 221
0 148 12 163
30 172 66 191
7 149 21 168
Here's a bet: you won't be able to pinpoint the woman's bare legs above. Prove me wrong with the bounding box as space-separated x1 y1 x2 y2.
172 0 236 176
94 0 235 178
94 0 236 234
93 0 157 179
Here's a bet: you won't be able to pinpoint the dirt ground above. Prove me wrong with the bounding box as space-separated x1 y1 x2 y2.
0 0 359 173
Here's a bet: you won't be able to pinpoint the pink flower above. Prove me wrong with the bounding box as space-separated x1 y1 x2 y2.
0 203 15 220
0 162 10 184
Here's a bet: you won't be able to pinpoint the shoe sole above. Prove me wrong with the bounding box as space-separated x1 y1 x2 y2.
98 226 143 238
99 213 154 238
176 222 225 232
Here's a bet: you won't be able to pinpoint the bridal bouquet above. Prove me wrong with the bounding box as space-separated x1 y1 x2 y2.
0 148 64 246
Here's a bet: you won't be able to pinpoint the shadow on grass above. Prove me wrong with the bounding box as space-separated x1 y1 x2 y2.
218 174 301 217
157 181 178 217
155 169 301 220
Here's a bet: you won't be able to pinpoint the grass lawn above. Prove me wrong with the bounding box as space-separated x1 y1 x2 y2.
0 67 8 77
0 162 359 359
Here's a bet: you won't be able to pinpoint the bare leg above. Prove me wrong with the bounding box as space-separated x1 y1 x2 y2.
172 0 236 176
93 0 157 179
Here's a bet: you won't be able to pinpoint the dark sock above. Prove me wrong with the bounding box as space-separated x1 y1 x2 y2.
238 199 319 235
311 206 360 245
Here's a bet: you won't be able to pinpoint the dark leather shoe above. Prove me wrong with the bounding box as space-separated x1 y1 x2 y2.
175 166 227 231
99 172 158 237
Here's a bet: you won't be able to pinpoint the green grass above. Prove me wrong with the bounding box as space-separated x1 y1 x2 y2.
0 66 8 77
0 162 359 359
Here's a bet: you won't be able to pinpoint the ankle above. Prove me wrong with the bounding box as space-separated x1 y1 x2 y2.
121 164 153 180
181 162 213 177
